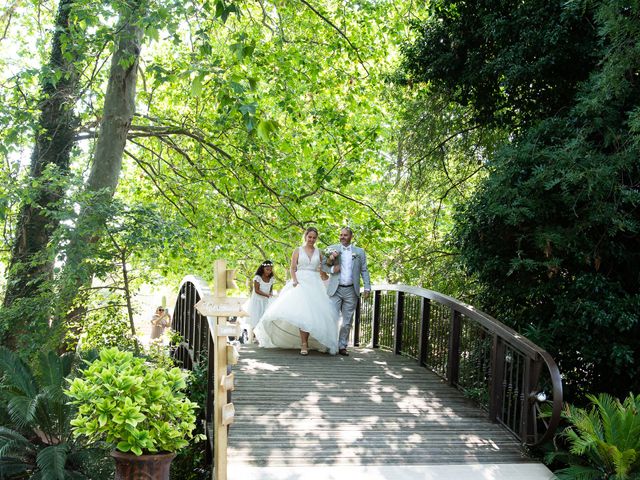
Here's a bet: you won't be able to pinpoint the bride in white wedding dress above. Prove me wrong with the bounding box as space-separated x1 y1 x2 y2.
254 227 339 355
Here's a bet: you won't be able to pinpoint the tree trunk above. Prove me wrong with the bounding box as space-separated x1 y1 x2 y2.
85 3 142 200
58 0 144 342
1 0 79 348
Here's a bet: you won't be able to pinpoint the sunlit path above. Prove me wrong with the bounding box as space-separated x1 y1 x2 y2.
227 345 550 475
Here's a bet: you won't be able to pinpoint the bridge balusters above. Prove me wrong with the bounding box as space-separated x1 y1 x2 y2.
354 284 562 445
428 302 450 379
357 293 374 346
354 298 361 346
447 310 462 387
398 294 420 358
499 344 526 437
489 335 506 421
393 291 405 354
372 290 381 348
456 318 492 409
418 298 431 366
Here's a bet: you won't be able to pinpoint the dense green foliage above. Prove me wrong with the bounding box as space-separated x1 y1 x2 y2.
0 347 112 479
547 393 640 479
66 347 202 455
1 0 453 355
400 0 640 399
400 0 599 129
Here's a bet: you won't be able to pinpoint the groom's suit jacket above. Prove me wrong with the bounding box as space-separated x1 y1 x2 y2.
322 244 371 298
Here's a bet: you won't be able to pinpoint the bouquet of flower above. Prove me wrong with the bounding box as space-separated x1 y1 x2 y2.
324 247 339 265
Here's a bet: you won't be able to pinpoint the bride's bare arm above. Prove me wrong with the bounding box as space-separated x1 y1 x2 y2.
290 249 299 286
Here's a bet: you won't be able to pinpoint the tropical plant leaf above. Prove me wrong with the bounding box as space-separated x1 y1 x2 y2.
554 393 640 478
6 394 37 429
0 425 34 457
36 444 69 480
0 346 38 398
0 456 31 478
554 464 607 480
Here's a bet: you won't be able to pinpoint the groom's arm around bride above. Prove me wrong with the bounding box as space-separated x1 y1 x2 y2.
321 227 371 355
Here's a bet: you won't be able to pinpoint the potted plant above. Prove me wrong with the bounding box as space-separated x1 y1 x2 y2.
65 347 202 479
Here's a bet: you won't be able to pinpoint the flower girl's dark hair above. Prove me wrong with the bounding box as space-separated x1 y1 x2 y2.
255 260 274 278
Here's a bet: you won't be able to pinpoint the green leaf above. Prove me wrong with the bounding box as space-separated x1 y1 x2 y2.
257 119 278 141
36 445 69 480
190 73 204 98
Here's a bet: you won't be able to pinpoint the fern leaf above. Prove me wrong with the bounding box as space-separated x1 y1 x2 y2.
6 394 37 428
0 426 34 458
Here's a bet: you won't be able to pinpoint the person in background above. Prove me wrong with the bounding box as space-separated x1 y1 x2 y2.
150 306 171 340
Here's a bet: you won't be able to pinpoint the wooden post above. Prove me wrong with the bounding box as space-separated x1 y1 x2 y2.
194 260 247 480
213 317 238 480
213 316 226 480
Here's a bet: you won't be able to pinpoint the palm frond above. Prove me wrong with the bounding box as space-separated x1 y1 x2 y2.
6 394 37 429
617 394 640 451
554 464 606 480
0 347 37 398
0 426 35 458
36 444 70 480
0 456 32 478
39 351 75 395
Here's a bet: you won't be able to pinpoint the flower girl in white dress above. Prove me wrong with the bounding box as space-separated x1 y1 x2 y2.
254 227 339 355
246 260 275 341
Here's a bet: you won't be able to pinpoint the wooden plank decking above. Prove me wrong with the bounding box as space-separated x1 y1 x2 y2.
228 345 536 469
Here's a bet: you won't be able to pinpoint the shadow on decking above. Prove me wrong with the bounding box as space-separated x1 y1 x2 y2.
228 346 530 468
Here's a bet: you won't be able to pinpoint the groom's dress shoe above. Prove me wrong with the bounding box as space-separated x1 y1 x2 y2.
339 348 349 356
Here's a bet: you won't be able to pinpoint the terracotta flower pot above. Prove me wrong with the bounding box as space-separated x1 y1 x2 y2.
111 451 176 480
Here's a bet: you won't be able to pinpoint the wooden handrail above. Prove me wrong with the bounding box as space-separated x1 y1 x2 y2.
355 283 563 446
173 276 564 461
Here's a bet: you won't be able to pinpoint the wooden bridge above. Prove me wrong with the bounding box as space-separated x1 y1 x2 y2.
171 276 562 479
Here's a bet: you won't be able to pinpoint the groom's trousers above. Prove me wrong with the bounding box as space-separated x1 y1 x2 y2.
332 285 359 350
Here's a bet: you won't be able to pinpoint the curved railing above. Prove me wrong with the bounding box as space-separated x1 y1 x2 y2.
171 276 563 456
354 284 563 446
171 275 216 463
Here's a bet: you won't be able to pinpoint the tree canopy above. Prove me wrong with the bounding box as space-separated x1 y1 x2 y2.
400 0 640 399
1 0 637 402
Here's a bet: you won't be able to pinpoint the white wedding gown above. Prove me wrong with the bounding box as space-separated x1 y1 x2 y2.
254 247 339 354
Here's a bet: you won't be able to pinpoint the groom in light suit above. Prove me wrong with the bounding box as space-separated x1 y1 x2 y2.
322 227 371 356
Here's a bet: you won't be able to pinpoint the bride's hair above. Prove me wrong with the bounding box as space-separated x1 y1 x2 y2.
304 227 319 240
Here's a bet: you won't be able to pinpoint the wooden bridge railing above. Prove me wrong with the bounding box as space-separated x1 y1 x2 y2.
171 276 564 467
354 284 563 446
171 275 217 463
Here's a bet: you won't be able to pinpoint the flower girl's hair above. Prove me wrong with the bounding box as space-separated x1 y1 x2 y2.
255 260 274 278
